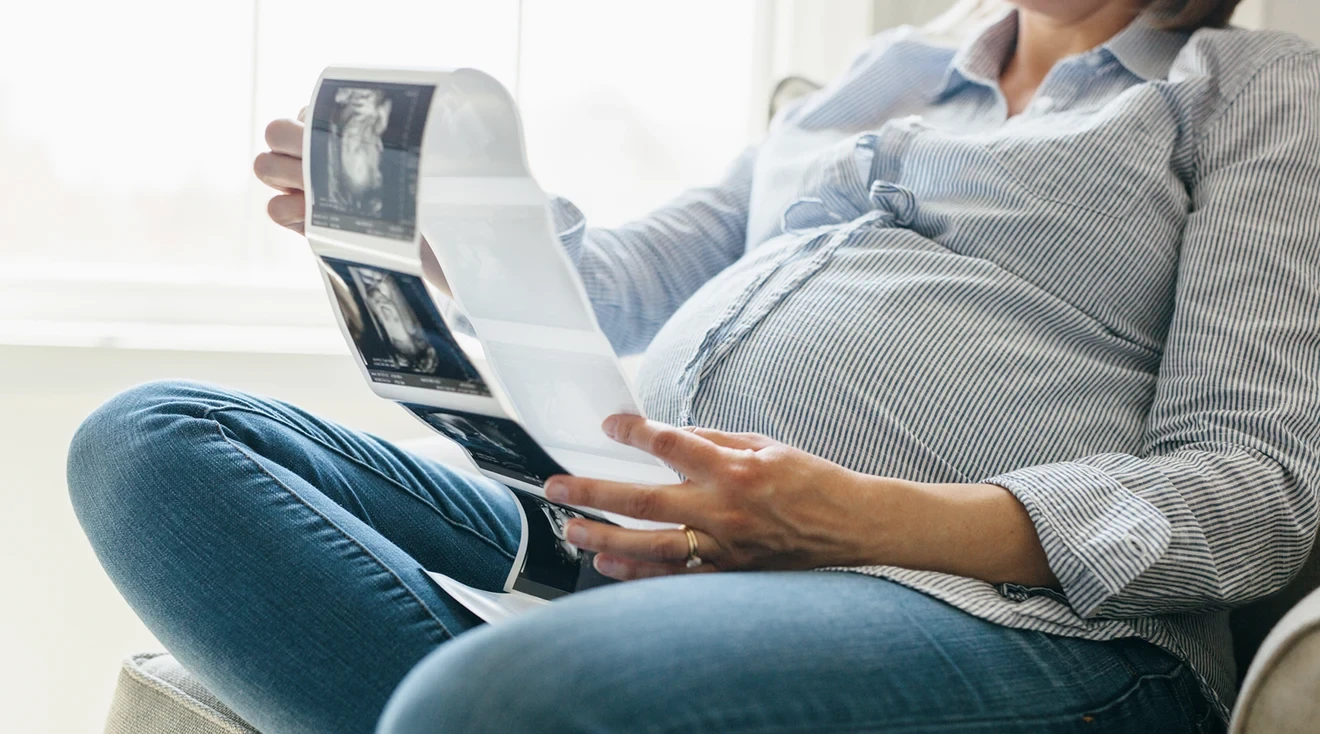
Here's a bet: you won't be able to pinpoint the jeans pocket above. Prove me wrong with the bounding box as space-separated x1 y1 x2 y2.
1106 640 1223 733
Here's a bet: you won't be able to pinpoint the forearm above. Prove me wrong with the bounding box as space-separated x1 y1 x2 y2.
550 148 756 354
857 478 1058 588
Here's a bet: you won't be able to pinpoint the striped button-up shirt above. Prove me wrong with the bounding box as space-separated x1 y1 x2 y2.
552 9 1320 720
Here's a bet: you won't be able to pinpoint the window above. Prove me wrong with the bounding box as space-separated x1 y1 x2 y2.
0 0 766 342
519 1 763 228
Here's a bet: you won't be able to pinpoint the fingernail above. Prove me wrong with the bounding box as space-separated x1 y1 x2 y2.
566 522 588 545
595 556 619 575
545 480 567 501
602 416 619 439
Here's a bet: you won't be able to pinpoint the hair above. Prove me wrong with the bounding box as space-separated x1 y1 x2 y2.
1147 0 1245 31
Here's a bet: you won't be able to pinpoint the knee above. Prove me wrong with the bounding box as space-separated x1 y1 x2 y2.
376 618 602 734
67 379 218 540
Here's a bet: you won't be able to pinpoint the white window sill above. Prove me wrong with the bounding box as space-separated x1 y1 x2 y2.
0 320 347 355
0 272 332 327
0 270 354 354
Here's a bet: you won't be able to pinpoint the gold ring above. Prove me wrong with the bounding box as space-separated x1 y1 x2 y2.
680 524 703 568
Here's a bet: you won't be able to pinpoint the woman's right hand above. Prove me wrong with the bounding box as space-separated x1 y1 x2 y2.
259 107 455 297
253 108 307 233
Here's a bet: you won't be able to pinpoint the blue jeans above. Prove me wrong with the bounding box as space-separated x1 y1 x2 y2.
68 381 1219 734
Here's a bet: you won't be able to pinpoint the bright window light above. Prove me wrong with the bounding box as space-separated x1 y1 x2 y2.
519 0 761 228
0 0 763 326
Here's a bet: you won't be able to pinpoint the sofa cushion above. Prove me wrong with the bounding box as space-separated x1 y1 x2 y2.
104 653 260 734
1230 585 1320 734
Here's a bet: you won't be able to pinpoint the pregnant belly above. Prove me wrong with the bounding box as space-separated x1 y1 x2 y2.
636 243 1160 482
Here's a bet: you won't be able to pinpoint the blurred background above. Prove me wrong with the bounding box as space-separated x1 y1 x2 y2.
0 0 1313 731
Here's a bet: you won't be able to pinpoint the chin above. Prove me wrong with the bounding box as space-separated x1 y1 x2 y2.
1008 0 1143 22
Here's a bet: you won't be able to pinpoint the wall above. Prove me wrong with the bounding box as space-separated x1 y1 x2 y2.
0 343 431 733
1256 0 1320 41
765 0 876 88
872 0 955 29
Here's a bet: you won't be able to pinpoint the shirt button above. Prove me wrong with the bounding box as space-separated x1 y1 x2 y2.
1126 535 1145 554
1084 53 1105 68
1034 96 1056 113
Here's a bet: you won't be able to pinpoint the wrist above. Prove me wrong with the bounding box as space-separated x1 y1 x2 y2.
841 474 922 567
852 477 1057 588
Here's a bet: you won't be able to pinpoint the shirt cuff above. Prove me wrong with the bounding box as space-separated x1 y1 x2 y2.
549 195 587 265
985 457 1174 618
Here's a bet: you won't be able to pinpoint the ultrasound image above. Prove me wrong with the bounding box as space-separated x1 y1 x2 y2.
322 258 487 394
405 405 563 485
309 80 434 240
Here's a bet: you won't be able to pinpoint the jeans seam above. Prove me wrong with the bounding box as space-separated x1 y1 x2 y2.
1168 669 1198 727
212 417 459 642
205 405 516 563
652 665 1196 734
1109 644 1142 679
1195 700 1217 733
1083 663 1188 718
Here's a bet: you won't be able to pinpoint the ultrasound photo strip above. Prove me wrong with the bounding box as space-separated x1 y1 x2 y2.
321 258 490 395
304 65 679 492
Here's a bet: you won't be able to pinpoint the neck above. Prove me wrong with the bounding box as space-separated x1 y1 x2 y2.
998 2 1140 116
1008 3 1141 83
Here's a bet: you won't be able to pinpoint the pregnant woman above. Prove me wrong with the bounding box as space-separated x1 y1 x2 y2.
69 0 1319 731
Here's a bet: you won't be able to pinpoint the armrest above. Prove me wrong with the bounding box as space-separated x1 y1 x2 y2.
1231 586 1320 733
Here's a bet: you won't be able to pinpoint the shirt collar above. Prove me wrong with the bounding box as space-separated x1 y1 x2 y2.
935 8 1188 97
937 6 1018 94
1103 15 1189 81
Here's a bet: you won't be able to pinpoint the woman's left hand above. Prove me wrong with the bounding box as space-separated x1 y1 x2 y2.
543 414 893 581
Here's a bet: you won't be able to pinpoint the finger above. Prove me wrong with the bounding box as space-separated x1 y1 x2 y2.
564 519 690 564
545 475 696 523
264 118 304 157
267 193 305 230
592 554 717 581
686 427 775 451
603 415 727 480
253 152 304 191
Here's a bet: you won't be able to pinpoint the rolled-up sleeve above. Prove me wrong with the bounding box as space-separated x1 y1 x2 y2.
988 51 1320 619
547 147 757 355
